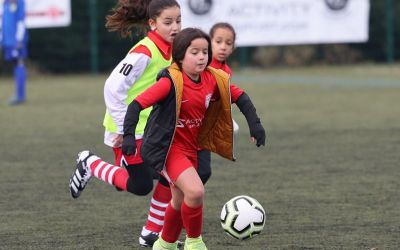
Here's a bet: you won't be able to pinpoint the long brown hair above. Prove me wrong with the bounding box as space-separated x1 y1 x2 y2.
105 0 180 37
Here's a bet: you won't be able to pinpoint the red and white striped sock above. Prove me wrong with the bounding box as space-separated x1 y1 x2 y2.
144 182 172 233
88 157 128 191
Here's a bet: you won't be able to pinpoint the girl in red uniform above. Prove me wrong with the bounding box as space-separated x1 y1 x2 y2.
196 22 239 184
209 22 236 77
122 28 265 250
139 23 239 247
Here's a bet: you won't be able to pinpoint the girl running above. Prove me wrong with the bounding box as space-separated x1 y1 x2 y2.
138 22 240 247
121 27 266 250
68 0 181 247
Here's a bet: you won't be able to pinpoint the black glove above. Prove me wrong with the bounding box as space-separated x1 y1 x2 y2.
122 134 137 156
249 118 266 147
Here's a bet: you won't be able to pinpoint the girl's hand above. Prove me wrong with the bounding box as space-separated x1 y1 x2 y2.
250 121 266 147
122 134 137 156
112 134 123 148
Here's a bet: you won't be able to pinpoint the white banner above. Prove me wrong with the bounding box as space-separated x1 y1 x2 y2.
0 0 71 28
178 0 370 46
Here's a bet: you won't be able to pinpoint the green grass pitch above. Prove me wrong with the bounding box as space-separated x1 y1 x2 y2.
0 64 399 249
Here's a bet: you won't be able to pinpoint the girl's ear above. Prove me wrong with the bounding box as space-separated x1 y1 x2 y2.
148 19 156 31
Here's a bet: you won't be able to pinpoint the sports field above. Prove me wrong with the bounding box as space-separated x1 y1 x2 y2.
1 64 399 249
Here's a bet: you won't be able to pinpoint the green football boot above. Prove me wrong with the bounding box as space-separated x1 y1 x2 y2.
152 237 179 250
184 236 207 250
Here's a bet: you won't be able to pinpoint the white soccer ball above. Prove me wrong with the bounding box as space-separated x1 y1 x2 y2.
220 195 266 240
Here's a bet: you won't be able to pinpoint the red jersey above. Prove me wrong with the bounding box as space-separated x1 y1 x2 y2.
209 57 242 94
135 69 243 155
210 58 233 76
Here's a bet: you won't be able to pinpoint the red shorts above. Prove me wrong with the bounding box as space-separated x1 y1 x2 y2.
113 139 144 166
164 147 198 182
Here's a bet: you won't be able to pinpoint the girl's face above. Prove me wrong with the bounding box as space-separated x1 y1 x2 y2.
211 27 234 62
181 38 209 80
149 6 181 44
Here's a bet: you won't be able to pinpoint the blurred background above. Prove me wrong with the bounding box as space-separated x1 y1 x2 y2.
0 0 399 74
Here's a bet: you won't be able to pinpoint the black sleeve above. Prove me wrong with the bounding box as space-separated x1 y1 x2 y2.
123 100 143 136
235 92 266 147
122 100 143 155
236 92 259 125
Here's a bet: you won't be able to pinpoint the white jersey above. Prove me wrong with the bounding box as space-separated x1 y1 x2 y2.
103 52 150 147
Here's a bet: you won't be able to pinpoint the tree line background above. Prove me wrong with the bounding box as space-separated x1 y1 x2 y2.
1 0 399 74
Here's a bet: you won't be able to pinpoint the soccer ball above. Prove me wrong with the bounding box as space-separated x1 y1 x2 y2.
220 195 266 240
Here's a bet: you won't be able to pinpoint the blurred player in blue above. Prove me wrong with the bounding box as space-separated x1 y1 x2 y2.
1 0 28 105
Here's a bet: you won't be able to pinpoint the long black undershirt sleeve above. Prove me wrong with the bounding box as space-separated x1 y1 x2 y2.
235 92 266 147
122 101 143 155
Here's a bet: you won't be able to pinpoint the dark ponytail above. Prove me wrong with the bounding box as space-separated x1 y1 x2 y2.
105 0 180 37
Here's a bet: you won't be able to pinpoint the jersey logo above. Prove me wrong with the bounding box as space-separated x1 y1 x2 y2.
205 94 212 108
176 118 202 129
177 119 185 128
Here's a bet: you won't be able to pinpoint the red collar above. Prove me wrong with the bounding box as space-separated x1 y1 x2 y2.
210 58 232 76
148 31 171 60
210 58 225 69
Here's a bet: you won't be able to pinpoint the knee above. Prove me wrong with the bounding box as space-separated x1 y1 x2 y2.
126 177 153 196
125 163 154 196
138 180 153 195
185 185 205 203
